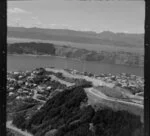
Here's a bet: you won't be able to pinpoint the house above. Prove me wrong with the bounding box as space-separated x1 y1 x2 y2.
17 88 23 93
9 92 14 96
9 87 14 91
18 75 23 79
46 86 52 90
16 96 23 100
33 84 37 87
25 82 29 86
18 80 24 85
23 90 29 94
37 85 46 93
14 72 19 75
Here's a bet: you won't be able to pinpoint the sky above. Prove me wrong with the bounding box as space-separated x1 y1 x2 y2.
8 0 145 33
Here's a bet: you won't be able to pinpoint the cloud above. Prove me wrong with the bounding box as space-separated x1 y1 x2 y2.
8 8 31 14
47 24 73 29
31 16 43 27
31 16 38 20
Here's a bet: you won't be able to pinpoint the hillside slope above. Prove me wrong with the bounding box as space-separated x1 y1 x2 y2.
8 27 144 48
12 86 143 136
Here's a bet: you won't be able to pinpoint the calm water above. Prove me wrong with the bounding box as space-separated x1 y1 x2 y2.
7 55 144 77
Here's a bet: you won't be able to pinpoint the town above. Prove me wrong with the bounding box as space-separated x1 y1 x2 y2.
7 67 144 104
7 67 144 136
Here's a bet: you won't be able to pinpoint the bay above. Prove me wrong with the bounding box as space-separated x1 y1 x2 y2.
7 55 143 77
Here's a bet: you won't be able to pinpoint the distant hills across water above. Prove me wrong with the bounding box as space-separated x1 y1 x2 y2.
7 27 144 54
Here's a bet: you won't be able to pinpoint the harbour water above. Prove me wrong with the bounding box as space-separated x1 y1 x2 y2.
7 55 144 77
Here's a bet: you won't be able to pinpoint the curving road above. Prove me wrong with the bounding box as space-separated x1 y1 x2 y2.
86 88 143 108
85 87 144 123
45 68 114 87
7 121 33 136
49 74 75 87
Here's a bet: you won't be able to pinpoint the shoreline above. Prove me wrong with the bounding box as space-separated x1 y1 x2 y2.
7 65 143 79
7 53 144 68
7 53 81 61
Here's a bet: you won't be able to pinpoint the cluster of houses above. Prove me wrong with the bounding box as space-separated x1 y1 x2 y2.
7 68 144 102
63 68 144 95
96 73 144 95
7 68 67 101
8 71 35 100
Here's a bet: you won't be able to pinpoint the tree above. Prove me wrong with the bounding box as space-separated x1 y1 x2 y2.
12 112 26 130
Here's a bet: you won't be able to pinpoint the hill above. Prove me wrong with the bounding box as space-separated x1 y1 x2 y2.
7 27 144 50
12 86 143 136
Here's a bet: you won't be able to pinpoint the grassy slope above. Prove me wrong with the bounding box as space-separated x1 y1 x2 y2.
85 88 144 123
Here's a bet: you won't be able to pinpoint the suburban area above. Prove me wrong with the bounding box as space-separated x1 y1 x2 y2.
7 67 144 136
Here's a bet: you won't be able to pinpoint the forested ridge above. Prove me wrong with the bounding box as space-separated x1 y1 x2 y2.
8 42 56 55
12 86 143 136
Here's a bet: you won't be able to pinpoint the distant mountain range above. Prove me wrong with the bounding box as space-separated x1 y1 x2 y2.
7 27 144 48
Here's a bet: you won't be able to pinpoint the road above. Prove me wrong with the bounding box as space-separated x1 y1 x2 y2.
7 68 143 135
85 87 144 123
86 88 143 108
7 121 33 136
49 74 75 87
32 89 46 103
45 68 114 87
7 89 45 136
32 74 74 103
46 68 143 107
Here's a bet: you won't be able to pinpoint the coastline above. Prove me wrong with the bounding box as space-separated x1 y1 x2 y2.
7 53 144 68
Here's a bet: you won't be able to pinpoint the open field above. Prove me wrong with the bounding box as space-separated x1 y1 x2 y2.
95 86 143 104
96 86 132 99
85 88 144 123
